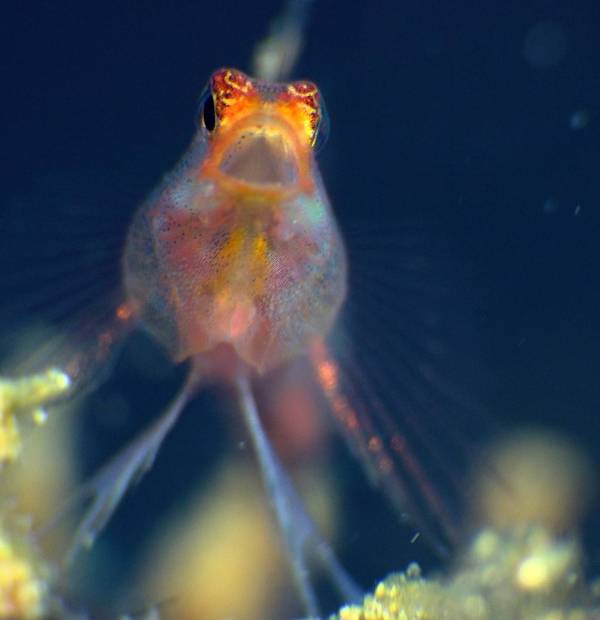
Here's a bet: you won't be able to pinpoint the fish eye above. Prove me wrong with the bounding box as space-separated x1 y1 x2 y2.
200 91 217 132
313 101 330 153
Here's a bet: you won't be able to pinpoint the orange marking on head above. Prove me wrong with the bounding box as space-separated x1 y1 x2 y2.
210 68 260 128
282 81 322 147
200 68 325 197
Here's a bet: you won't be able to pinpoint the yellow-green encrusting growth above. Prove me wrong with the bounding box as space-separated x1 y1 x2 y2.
335 562 472 620
0 526 49 619
0 369 70 463
332 526 600 620
0 370 68 618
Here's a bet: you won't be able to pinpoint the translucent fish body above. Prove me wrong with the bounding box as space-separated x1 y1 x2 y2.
123 69 346 373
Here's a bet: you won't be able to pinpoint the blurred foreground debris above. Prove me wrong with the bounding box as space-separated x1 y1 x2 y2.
0 369 70 464
330 428 599 620
0 522 50 620
1 366 599 620
332 525 600 620
139 457 337 620
0 370 76 619
471 429 595 533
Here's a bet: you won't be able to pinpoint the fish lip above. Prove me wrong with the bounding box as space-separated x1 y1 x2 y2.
218 126 299 188
202 111 314 196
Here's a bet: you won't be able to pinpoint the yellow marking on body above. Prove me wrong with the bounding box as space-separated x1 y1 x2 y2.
219 225 246 264
212 225 266 295
250 232 269 296
210 226 270 340
212 226 271 345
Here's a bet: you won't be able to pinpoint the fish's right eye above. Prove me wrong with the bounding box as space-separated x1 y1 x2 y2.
200 91 217 132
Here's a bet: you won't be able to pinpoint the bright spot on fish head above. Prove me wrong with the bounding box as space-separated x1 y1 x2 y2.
197 68 328 197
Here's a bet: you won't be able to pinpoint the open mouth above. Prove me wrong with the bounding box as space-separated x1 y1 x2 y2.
219 129 299 187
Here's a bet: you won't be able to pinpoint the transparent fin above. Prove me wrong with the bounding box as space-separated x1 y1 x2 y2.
234 373 361 616
311 340 456 556
311 222 494 554
40 371 199 566
1 298 137 403
0 170 135 398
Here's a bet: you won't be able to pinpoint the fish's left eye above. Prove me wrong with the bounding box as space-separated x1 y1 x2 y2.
199 90 217 132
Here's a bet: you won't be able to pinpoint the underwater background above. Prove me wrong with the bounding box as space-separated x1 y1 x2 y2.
2 1 600 618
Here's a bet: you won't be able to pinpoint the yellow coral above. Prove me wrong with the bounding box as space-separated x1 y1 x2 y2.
331 527 600 620
0 369 70 464
336 566 481 620
0 531 48 619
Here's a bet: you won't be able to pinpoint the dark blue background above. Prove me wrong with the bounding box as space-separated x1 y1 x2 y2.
2 0 600 616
